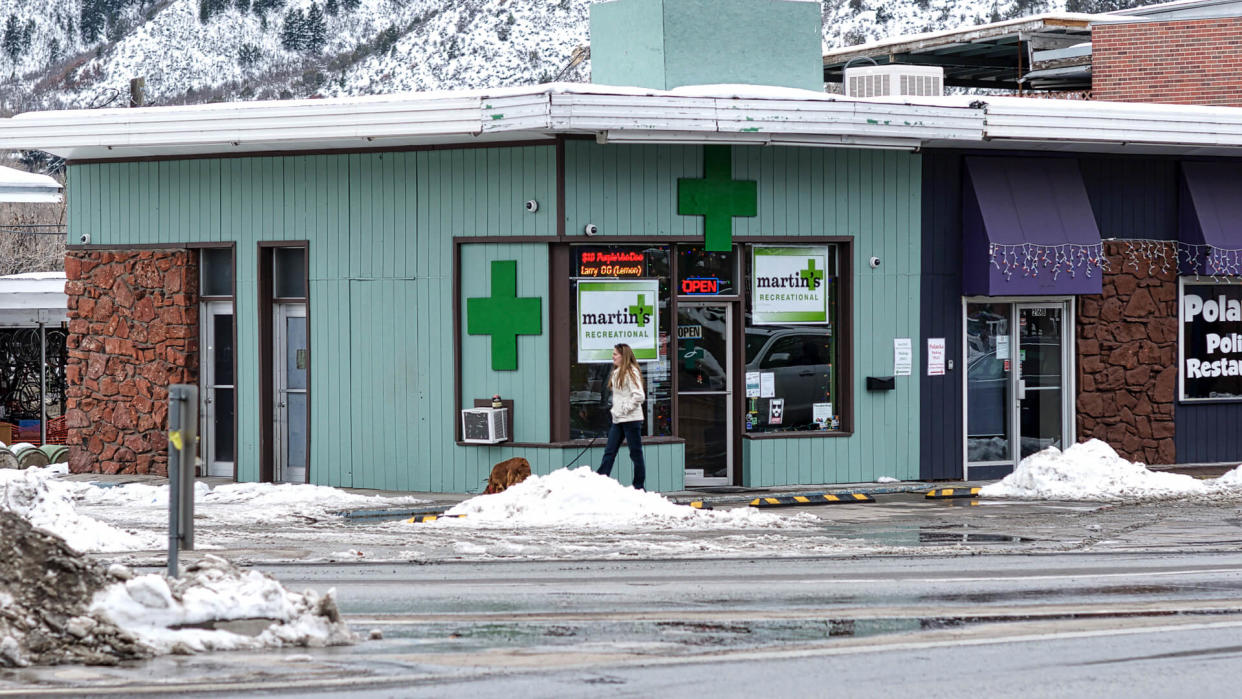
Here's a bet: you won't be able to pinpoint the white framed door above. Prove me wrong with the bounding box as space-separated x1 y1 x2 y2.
274 303 308 484
964 298 1074 477
200 300 235 478
677 303 733 486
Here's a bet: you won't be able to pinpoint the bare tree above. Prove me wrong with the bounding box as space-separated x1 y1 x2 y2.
0 199 66 275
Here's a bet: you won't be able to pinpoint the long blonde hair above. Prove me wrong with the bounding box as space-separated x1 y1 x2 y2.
611 343 641 389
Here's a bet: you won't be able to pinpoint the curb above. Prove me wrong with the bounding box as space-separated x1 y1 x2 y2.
750 493 875 507
925 487 981 499
405 514 466 523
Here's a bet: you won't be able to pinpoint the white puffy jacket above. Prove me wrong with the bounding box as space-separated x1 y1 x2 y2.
609 368 645 423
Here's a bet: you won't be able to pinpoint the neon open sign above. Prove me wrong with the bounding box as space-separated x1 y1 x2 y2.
681 277 721 295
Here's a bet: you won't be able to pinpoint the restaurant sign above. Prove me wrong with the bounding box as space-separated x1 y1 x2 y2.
577 280 660 362
1181 281 1242 400
751 246 829 325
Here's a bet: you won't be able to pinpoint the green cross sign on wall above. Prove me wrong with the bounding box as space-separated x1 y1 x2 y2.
628 294 653 328
466 260 542 371
801 259 824 289
678 145 758 252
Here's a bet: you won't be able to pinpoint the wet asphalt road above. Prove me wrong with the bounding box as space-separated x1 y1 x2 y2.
8 496 1242 696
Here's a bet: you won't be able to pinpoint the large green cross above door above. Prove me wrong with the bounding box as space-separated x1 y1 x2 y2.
678 145 757 252
466 260 542 371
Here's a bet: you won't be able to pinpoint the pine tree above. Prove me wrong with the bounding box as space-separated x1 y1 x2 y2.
305 3 326 52
325 0 338 17
341 0 360 12
280 8 306 51
2 15 19 62
80 1 106 43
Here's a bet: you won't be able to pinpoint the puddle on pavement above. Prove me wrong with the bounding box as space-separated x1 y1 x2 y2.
363 607 1242 656
827 524 1041 547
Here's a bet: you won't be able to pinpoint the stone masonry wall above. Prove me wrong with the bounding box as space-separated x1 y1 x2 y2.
1077 241 1177 465
63 250 198 476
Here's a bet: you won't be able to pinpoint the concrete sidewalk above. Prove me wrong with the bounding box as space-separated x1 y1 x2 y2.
61 471 983 519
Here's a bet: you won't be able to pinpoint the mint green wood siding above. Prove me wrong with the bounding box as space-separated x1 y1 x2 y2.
68 147 558 492
563 141 922 485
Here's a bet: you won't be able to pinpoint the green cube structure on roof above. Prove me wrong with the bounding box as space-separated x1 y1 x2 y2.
589 0 824 92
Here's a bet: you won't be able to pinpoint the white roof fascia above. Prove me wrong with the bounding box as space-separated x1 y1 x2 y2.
980 98 1242 148
0 165 63 203
545 93 982 143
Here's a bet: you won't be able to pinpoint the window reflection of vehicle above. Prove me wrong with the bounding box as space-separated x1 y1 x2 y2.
966 334 1061 452
744 328 832 429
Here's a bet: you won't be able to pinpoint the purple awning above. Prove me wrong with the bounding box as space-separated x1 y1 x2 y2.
1180 162 1242 276
962 157 1104 296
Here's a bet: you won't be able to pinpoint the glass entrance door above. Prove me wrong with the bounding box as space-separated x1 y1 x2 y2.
200 301 235 478
1017 304 1066 459
677 304 732 485
275 303 308 484
965 300 1072 475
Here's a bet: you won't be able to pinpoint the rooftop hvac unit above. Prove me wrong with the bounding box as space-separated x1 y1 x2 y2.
843 65 944 98
461 407 509 444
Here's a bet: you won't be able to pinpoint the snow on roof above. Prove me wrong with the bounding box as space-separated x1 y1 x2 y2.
0 272 67 327
0 165 62 204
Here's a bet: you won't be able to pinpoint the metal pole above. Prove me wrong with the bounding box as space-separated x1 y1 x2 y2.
39 323 46 446
167 388 181 578
167 384 199 576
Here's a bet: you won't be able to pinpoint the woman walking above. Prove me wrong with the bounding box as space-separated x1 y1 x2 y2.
597 343 647 490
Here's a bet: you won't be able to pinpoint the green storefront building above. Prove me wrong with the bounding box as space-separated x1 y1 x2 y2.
0 0 950 492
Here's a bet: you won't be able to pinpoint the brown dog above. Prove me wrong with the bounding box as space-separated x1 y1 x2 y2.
483 457 531 495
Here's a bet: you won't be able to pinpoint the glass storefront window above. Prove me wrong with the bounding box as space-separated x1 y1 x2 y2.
569 245 673 439
677 245 737 296
966 302 1012 462
743 245 841 433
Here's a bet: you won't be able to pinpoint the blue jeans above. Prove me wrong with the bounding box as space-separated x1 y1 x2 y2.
597 420 646 489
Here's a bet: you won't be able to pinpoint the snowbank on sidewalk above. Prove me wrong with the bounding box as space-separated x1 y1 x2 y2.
980 439 1242 501
91 555 355 655
0 467 161 553
438 466 816 529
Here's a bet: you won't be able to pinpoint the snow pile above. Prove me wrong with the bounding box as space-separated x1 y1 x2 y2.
78 480 429 528
91 555 355 655
0 467 161 553
440 466 815 529
0 510 150 668
980 439 1240 501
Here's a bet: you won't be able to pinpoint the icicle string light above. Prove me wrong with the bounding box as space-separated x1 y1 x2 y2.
988 243 1106 281
1108 239 1242 281
991 240 1242 282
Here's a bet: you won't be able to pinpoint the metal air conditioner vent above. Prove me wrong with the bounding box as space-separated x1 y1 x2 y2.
844 65 944 98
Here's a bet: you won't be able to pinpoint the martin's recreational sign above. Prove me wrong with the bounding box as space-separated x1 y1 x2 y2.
577 280 660 362
751 246 830 325
1182 282 1242 400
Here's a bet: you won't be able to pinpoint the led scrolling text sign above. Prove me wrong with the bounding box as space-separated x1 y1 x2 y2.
578 250 645 278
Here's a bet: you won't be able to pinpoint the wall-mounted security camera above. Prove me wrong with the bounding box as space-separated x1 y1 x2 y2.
869 256 881 269
524 200 539 213
79 233 91 245
583 223 599 236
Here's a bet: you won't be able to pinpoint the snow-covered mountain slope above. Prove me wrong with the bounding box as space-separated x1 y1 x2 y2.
0 0 1161 114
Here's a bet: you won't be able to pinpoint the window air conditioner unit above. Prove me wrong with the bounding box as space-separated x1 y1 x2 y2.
461 407 509 444
843 65 944 98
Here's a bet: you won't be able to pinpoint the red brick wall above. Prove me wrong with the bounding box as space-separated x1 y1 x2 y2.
64 250 198 476
1093 18 1242 106
1076 242 1177 465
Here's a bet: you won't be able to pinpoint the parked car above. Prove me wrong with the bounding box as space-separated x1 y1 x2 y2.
744 328 833 429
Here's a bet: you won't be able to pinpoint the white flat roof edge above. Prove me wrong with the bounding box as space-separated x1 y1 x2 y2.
6 83 1242 157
